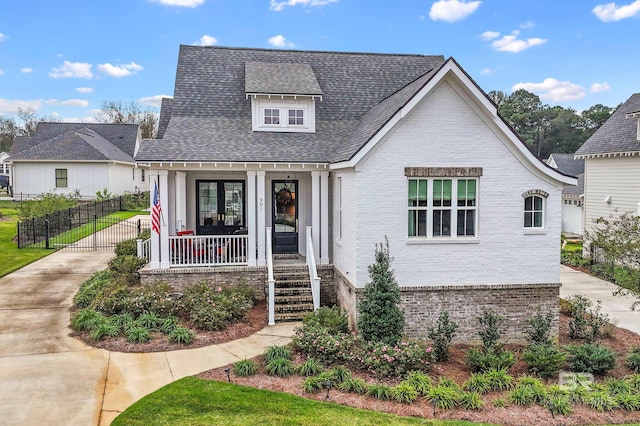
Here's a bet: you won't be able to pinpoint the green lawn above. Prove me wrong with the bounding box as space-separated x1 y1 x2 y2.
0 208 146 278
113 377 491 426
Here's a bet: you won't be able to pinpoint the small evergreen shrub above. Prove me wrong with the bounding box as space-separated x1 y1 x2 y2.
365 383 391 400
136 311 162 331
108 255 146 286
297 358 323 377
390 383 419 404
565 343 616 376
292 327 355 365
616 393 640 411
263 345 292 362
586 390 618 412
426 310 459 362
477 310 506 352
546 394 573 416
160 316 178 334
264 358 295 377
168 326 194 345
426 385 460 410
301 306 349 334
337 378 367 394
114 238 138 257
523 344 566 378
626 347 640 372
329 365 352 383
463 373 491 395
73 270 112 308
515 376 547 404
459 392 483 410
403 370 432 396
302 376 325 394
360 340 433 377
627 374 640 393
492 397 507 408
126 326 151 343
233 359 258 377
90 319 120 341
567 295 613 342
604 377 631 396
466 348 516 373
508 385 535 406
484 368 514 391
524 310 554 346
71 308 105 331
357 239 405 346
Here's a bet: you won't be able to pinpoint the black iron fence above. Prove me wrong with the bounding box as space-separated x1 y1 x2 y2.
16 196 148 249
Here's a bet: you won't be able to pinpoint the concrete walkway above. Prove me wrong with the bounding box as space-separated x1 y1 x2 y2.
560 265 640 335
0 248 297 426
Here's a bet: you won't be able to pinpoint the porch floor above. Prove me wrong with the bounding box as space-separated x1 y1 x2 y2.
273 255 306 266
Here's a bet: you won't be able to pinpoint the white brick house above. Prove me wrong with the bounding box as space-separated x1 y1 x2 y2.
137 46 575 339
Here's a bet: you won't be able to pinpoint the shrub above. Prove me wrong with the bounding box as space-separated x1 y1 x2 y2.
523 344 566 378
160 316 178 334
126 326 151 343
329 366 352 383
565 343 616 376
492 397 507 408
426 386 459 410
264 358 295 377
177 283 253 331
90 319 120 341
466 348 516 373
108 255 146 286
390 383 418 404
357 239 405 346
71 308 105 331
484 368 514 391
263 345 292 362
337 378 367 394
302 377 325 394
123 283 174 317
233 359 258 377
616 393 640 411
508 385 535 406
114 238 138 257
604 377 631 396
292 327 355 365
297 358 323 377
586 390 618 412
403 370 432 396
459 392 483 410
426 310 459 362
136 311 162 331
365 383 391 400
477 310 506 352
546 394 573 416
168 326 194 345
301 306 349 335
463 373 491 395
524 310 554 346
73 270 112 308
92 281 130 315
626 347 640 372
360 340 433 377
627 374 640 393
567 294 613 342
516 376 548 405
114 312 135 332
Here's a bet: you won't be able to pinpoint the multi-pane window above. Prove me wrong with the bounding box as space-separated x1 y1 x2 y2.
408 178 477 238
524 195 544 228
55 169 68 188
288 109 304 126
264 108 280 125
141 169 145 182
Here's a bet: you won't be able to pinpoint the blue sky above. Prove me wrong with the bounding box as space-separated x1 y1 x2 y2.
1 0 639 122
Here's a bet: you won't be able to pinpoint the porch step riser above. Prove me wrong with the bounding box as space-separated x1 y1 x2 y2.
274 312 308 321
273 273 309 281
274 303 314 313
275 295 313 304
275 287 312 295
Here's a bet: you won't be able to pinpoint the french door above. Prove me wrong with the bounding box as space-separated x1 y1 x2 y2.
196 180 245 235
272 180 298 253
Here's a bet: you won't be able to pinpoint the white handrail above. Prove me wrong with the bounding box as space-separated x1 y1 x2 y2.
266 227 275 325
305 226 321 311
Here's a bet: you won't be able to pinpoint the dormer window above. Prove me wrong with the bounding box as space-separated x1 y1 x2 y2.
245 61 322 134
626 111 640 141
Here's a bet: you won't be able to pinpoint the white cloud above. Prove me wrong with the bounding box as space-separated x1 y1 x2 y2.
481 30 500 40
268 35 295 48
76 87 94 94
0 33 5 42
97 62 143 77
512 78 586 102
429 0 481 23
139 95 171 108
520 21 535 29
148 0 205 7
59 99 89 107
21 68 33 74
0 70 4 76
590 82 611 93
49 61 93 79
593 0 640 22
0 98 42 115
481 68 493 75
199 35 217 46
490 33 547 53
270 0 338 11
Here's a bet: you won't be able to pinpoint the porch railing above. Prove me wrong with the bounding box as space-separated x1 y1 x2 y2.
305 226 320 311
137 238 151 262
266 227 275 325
169 234 248 267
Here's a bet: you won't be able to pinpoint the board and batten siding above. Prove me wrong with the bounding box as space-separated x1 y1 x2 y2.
345 78 562 289
583 155 640 233
13 162 110 196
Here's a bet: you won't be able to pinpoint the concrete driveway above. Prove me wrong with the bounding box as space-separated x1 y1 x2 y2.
0 247 296 426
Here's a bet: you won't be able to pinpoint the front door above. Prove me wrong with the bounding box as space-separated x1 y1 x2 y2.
196 180 245 235
273 180 298 253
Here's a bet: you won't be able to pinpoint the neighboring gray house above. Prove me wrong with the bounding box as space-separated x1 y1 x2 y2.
575 93 640 235
9 123 148 197
546 153 584 236
136 46 575 340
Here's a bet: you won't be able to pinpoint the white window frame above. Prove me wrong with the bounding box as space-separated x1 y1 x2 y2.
524 194 545 229
407 177 478 240
251 96 316 133
55 168 68 188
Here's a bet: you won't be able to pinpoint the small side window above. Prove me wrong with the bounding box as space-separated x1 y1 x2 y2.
524 195 544 228
55 169 68 188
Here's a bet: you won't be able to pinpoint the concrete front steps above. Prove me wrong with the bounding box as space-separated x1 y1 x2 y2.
273 265 314 321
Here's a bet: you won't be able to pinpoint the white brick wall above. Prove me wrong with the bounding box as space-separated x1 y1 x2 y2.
333 78 563 288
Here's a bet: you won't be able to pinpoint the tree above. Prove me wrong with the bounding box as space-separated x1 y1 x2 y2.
357 238 405 345
487 90 508 108
499 89 550 157
0 108 60 153
0 117 18 152
95 100 158 138
580 104 614 133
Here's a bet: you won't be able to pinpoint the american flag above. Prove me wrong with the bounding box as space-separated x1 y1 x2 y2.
151 180 161 235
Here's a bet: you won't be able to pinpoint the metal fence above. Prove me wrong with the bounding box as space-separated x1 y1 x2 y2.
16 196 145 249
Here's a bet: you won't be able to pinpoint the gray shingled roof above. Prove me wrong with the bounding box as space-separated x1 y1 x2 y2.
157 98 174 140
245 62 322 96
563 173 584 196
10 124 138 163
575 93 640 156
11 122 139 158
548 153 584 176
137 46 445 163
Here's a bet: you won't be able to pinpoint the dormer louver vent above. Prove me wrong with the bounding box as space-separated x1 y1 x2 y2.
625 111 640 141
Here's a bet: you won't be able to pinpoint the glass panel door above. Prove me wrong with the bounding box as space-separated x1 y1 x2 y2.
196 180 245 235
273 180 298 253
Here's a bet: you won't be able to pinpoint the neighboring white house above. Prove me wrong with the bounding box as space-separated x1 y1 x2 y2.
546 153 584 236
575 93 640 236
9 123 149 197
136 46 575 340
0 151 10 176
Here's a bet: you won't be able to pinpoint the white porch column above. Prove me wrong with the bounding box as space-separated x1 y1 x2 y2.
149 170 160 269
257 171 266 266
174 171 186 232
311 171 320 262
159 170 170 269
247 171 257 266
320 171 329 264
